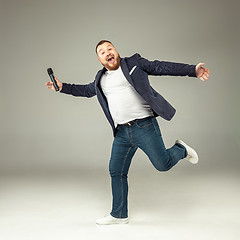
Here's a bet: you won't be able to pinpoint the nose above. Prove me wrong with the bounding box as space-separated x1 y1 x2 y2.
106 51 112 58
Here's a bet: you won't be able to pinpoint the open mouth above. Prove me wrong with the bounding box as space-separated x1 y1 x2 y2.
107 56 115 64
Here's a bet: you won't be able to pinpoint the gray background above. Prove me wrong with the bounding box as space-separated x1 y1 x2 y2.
0 0 239 170
0 0 239 239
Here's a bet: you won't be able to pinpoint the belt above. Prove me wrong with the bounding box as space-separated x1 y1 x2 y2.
118 116 153 127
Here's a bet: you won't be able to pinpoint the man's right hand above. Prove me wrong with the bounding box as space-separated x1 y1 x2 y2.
45 76 63 92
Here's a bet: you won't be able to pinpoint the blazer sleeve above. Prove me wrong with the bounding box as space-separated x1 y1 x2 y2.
60 81 96 98
136 54 196 78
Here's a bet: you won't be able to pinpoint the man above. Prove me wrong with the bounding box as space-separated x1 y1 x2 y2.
46 40 209 225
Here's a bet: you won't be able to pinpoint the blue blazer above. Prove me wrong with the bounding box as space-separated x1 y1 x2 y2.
61 53 196 136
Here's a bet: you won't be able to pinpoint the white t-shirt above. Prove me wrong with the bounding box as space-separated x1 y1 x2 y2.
100 66 153 126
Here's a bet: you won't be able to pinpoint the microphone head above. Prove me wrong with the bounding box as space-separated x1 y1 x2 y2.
47 68 53 75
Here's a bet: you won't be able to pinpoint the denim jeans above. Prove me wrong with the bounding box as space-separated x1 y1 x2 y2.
109 116 187 218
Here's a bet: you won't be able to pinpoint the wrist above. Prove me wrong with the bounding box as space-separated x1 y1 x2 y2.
59 83 63 92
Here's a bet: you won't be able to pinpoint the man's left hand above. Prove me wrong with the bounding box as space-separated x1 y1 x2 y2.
196 63 209 82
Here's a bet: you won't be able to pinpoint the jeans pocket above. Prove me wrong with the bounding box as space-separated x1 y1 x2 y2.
152 118 162 136
136 117 153 128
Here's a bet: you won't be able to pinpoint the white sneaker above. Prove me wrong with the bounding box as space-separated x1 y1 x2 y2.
96 215 129 225
175 140 199 164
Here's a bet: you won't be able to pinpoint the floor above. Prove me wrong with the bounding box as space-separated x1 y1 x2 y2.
0 164 239 240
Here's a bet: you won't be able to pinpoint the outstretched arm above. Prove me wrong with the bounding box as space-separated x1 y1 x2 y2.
137 54 210 81
195 63 209 82
45 77 96 98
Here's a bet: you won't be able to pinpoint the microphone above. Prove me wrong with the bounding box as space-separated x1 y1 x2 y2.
47 68 59 91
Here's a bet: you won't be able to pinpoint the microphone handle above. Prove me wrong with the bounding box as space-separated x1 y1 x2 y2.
49 74 59 91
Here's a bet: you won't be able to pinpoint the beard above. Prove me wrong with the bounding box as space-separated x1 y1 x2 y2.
103 53 121 71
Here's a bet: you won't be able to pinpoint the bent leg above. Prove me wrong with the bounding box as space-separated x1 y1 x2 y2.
135 118 186 171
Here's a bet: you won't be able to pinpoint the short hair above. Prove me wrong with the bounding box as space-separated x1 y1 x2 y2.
95 40 113 54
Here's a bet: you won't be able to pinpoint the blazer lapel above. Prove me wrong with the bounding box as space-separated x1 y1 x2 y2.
120 58 134 86
95 68 106 87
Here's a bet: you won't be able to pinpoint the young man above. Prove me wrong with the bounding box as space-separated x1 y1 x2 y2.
46 40 209 225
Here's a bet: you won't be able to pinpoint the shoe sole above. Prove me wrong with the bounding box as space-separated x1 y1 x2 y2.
96 220 129 225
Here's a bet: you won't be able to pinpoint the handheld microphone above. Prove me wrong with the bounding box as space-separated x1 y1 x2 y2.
47 68 59 91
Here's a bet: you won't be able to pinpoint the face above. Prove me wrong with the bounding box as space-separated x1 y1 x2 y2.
96 42 120 71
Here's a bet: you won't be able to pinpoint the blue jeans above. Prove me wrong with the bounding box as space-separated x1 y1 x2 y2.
109 116 187 218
